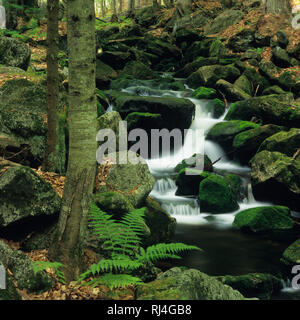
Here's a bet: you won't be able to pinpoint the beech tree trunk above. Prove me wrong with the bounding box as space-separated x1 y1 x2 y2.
48 0 97 282
44 0 64 174
264 0 291 14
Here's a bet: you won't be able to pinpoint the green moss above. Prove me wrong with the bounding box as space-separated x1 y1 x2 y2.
125 112 162 131
205 98 225 118
233 206 294 233
281 239 300 265
199 174 239 213
193 86 217 99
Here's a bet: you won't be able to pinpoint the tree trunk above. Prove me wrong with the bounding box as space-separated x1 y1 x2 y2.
126 0 135 17
112 0 117 15
101 0 105 17
44 0 64 174
119 0 123 13
48 0 97 283
264 0 291 14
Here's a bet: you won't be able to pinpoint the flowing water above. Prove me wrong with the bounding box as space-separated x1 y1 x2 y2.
107 81 300 299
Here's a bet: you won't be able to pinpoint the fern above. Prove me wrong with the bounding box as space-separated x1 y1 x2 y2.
32 261 66 284
78 204 202 290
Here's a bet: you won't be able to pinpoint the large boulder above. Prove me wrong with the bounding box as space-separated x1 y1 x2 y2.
0 166 61 228
251 151 300 211
0 240 53 293
199 174 239 213
225 94 300 128
113 94 195 131
216 273 282 300
257 128 300 157
204 10 243 35
121 61 158 80
233 206 294 234
136 267 246 300
228 30 255 52
232 124 284 164
206 120 260 152
187 64 240 89
0 37 31 70
96 151 155 208
215 79 251 101
95 59 118 89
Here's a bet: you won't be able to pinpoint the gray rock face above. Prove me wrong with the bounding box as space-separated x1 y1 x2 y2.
0 36 31 70
0 166 61 228
96 151 155 208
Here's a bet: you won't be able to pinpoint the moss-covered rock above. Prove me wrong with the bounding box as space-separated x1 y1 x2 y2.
224 173 243 202
143 197 176 247
257 128 300 157
215 79 251 101
0 241 53 293
174 154 213 173
0 262 21 300
96 151 155 208
0 36 31 70
216 273 282 300
113 95 195 132
205 98 225 118
233 206 294 234
122 61 158 80
281 239 300 266
175 169 212 196
228 29 255 52
209 39 227 57
232 124 284 164
136 267 246 300
234 75 252 96
95 59 118 89
251 151 300 211
193 86 217 99
225 94 300 128
206 120 260 152
199 174 239 213
0 166 61 228
125 112 163 132
93 191 134 218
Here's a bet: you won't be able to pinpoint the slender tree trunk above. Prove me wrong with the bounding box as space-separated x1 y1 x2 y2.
112 0 117 15
119 0 123 13
44 0 64 174
264 0 291 14
101 0 105 17
126 0 135 17
48 0 97 282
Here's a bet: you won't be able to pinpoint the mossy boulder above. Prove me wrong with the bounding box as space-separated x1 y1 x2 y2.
234 75 252 96
95 59 118 89
262 85 287 95
187 64 240 89
96 151 155 208
174 154 213 173
228 30 255 52
0 36 31 70
205 98 225 118
0 262 21 300
125 112 163 132
0 241 53 293
215 79 251 101
206 120 260 152
251 151 300 211
143 197 176 247
272 46 291 68
281 239 300 266
233 206 294 234
113 95 195 131
122 61 158 80
136 267 246 300
216 273 282 300
257 128 300 157
199 174 239 213
225 94 300 128
93 191 134 218
175 169 212 196
232 124 284 164
193 86 217 99
224 173 243 202
0 166 61 228
209 39 227 57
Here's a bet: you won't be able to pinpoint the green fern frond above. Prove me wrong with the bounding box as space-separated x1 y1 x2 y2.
83 273 143 289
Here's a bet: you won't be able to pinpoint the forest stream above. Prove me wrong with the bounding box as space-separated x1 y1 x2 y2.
107 76 300 300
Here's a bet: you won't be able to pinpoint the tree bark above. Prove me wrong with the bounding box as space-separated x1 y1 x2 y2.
48 0 97 283
44 0 64 174
264 0 291 14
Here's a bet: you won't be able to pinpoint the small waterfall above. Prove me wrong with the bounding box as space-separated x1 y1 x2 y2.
162 203 200 216
247 183 256 204
153 178 177 194
106 104 114 112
